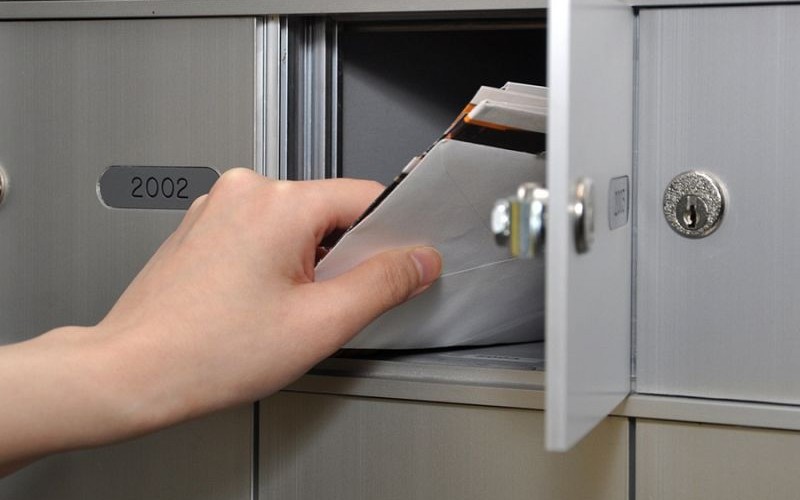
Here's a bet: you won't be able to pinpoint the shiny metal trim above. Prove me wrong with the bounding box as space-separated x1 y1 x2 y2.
264 15 281 179
330 21 340 178
0 1 540 19
0 166 8 207
572 177 595 254
280 17 336 180
491 198 512 242
514 182 548 258
279 17 290 180
254 17 267 176
492 182 548 259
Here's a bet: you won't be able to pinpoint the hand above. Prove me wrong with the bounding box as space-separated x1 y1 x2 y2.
0 169 442 471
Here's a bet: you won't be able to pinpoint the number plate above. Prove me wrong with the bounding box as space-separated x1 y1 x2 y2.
98 166 220 210
608 175 630 230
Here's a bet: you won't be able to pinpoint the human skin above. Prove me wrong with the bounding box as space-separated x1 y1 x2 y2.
0 169 442 476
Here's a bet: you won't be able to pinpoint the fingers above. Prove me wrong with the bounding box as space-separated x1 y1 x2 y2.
177 195 209 234
297 179 384 240
302 246 442 344
197 172 382 245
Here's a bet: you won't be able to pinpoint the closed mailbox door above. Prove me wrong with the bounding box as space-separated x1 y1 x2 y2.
546 0 634 451
0 18 260 499
637 5 800 405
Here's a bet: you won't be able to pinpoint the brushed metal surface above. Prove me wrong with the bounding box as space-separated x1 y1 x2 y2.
0 0 542 19
3 408 253 500
284 375 800 431
637 6 800 403
0 18 257 341
619 394 800 432
634 0 797 5
0 18 258 497
281 17 336 180
546 0 634 451
637 420 800 500
260 392 628 500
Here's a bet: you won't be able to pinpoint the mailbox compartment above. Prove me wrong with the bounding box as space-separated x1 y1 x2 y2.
336 15 546 362
260 392 629 500
637 5 800 405
282 5 635 451
278 14 551 387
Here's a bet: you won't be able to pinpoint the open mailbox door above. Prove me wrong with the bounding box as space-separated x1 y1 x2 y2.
545 0 634 451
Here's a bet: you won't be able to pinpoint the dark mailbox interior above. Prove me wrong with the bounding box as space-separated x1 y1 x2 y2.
333 14 547 373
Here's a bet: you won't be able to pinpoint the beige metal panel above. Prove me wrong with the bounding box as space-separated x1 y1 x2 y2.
0 0 541 19
0 17 258 498
284 376 800 431
637 419 800 500
285 374 545 410
260 392 629 500
2 407 252 500
618 394 800 432
637 5 800 403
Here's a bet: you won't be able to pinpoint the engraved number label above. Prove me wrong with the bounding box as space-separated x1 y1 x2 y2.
131 176 189 200
98 165 220 210
607 176 630 230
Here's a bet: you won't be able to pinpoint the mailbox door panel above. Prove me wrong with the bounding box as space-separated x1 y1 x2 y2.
0 18 259 499
637 6 800 404
546 0 634 451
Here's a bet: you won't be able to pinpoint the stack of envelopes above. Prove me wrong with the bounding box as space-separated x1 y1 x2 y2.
317 82 547 349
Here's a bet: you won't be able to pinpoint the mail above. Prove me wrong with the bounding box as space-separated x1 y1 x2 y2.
316 83 547 349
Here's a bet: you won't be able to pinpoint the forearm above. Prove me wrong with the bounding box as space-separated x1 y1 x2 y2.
0 327 143 472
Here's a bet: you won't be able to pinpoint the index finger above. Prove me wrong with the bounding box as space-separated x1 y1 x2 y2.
297 178 385 241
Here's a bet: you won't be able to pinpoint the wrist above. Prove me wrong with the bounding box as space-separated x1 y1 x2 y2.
87 323 190 441
0 326 138 463
38 326 143 448
27 325 179 450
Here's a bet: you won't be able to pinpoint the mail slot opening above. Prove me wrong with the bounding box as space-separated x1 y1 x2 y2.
319 14 548 378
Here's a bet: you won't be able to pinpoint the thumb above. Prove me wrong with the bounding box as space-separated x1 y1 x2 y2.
311 246 442 341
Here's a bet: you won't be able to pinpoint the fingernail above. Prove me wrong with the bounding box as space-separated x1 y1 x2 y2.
410 247 442 286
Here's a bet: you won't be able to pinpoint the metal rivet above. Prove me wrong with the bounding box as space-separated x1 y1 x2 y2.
663 171 725 239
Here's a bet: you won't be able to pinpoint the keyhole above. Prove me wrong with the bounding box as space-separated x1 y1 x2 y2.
676 194 708 232
683 198 698 229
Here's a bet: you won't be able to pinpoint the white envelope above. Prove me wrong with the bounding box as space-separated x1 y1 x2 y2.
315 139 545 349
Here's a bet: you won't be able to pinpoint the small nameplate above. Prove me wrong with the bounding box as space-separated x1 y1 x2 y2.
608 175 630 230
98 166 219 210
